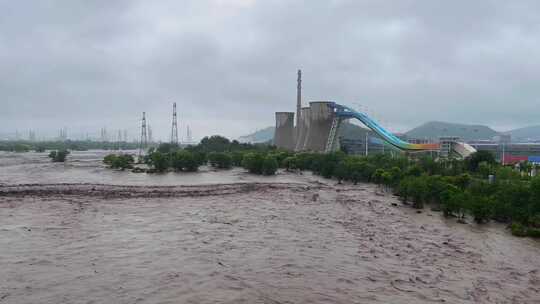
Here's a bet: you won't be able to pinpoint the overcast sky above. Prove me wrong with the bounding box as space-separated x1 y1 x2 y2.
1 0 540 140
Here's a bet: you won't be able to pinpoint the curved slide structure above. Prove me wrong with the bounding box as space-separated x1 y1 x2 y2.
330 103 440 151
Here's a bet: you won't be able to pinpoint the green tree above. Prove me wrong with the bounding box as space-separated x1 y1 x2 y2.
230 151 244 167
207 152 232 169
478 161 493 178
372 168 385 187
397 177 411 203
261 155 278 175
171 151 199 172
104 154 135 170
389 167 402 187
150 151 169 172
333 161 348 184
495 166 520 180
468 196 494 223
48 150 70 162
408 176 428 209
199 135 231 152
103 154 117 166
156 143 179 154
439 184 460 216
242 152 265 174
282 156 298 171
465 151 496 172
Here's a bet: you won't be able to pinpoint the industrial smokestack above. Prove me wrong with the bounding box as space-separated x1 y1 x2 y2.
294 107 310 151
303 101 335 152
296 69 302 131
274 112 295 150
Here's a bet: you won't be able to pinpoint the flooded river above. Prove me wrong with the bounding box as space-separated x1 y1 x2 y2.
1 151 539 303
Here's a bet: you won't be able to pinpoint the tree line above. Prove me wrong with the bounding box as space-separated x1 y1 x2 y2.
281 150 540 238
0 140 140 152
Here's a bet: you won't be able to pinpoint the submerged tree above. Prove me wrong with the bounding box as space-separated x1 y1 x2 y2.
48 150 70 162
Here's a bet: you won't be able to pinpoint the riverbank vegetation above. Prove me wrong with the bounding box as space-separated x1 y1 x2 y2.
281 150 540 238
103 154 134 170
102 135 540 238
0 140 140 152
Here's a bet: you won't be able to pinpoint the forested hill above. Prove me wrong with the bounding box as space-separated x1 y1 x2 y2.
405 121 498 141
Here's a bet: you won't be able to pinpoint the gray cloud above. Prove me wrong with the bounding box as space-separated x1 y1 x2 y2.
1 0 540 140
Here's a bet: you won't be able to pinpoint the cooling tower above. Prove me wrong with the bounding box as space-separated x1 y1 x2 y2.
274 112 295 150
303 101 335 152
294 107 310 151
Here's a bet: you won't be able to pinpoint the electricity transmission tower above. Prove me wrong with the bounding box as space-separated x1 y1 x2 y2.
147 124 153 144
186 125 193 143
117 130 122 150
139 112 147 158
171 102 178 145
100 127 108 142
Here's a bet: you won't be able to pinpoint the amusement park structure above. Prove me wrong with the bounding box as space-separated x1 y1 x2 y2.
274 71 476 158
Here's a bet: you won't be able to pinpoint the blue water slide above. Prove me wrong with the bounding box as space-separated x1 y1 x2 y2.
330 103 439 151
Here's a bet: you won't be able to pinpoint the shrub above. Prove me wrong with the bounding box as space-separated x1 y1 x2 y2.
270 151 292 167
333 161 348 184
282 156 298 171
262 155 278 175
103 154 135 170
406 165 422 177
372 168 385 187
230 151 244 167
242 152 265 174
408 176 428 209
156 142 179 154
207 152 232 169
478 161 493 178
495 166 521 180
13 143 31 152
440 186 463 217
527 228 540 238
103 154 117 165
466 151 496 172
468 196 494 223
345 159 373 184
48 150 70 162
171 151 199 172
192 152 207 166
388 167 402 187
397 177 411 203
510 222 527 237
150 151 169 172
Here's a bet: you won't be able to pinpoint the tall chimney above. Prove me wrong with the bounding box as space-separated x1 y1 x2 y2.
296 69 302 131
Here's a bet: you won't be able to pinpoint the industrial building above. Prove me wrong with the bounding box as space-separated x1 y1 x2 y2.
273 70 481 159
273 112 295 150
470 142 540 164
294 107 310 151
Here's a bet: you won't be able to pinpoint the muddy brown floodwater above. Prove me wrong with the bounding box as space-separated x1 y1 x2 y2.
1 151 539 303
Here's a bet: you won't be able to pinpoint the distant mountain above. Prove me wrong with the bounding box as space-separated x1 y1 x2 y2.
506 125 540 141
237 126 274 143
405 121 499 141
338 121 373 140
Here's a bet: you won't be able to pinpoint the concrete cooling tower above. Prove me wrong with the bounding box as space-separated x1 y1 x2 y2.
294 107 310 151
274 112 295 150
303 101 335 152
